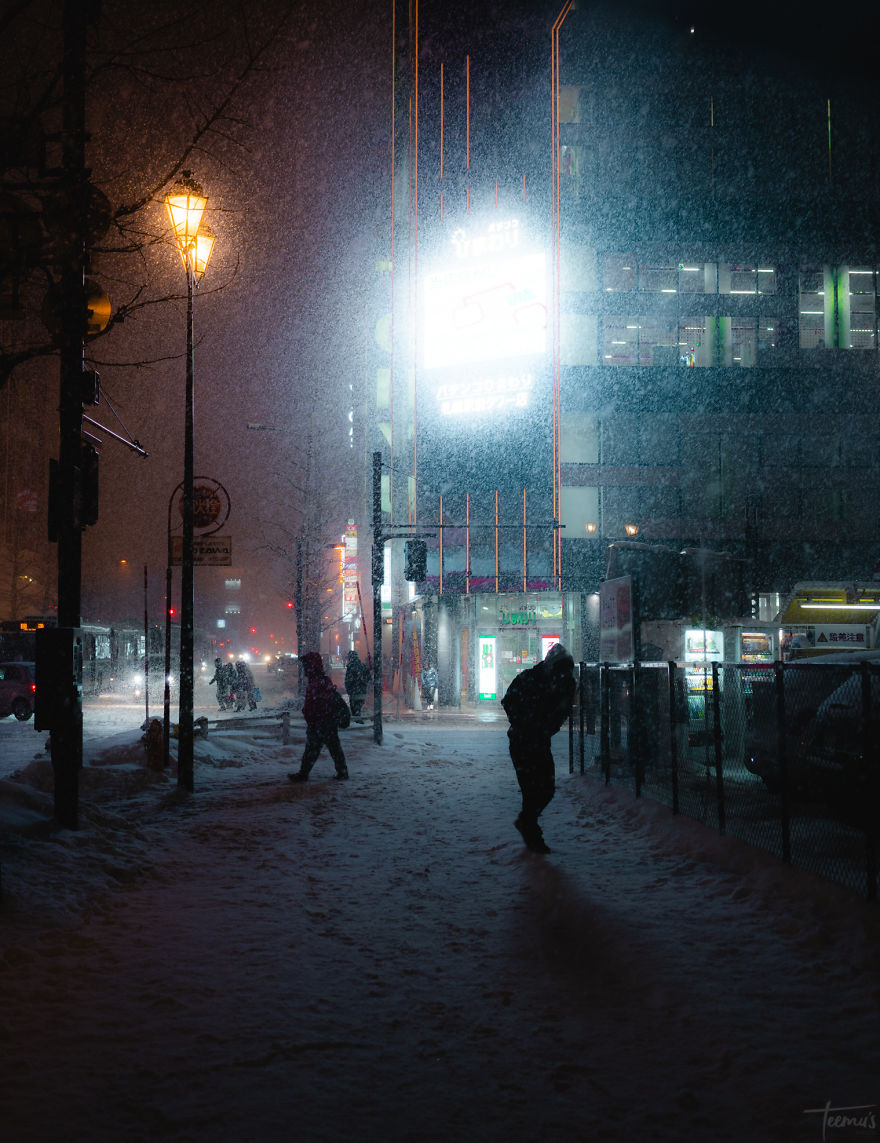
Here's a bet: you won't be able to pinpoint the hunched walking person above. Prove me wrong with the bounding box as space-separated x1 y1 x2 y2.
289 652 349 782
501 642 575 853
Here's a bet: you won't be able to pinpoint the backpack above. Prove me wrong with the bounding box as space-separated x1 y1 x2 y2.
332 688 351 729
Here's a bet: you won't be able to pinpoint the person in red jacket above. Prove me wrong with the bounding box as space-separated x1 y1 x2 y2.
501 642 575 853
289 652 349 782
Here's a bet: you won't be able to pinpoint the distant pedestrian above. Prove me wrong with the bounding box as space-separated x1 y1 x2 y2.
344 650 371 723
420 663 438 710
234 660 257 711
208 657 233 711
501 642 575 854
289 651 349 782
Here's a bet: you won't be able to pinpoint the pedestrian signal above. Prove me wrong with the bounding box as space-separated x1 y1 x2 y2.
404 540 427 581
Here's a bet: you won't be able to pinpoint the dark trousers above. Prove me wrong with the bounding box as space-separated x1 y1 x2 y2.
507 728 555 826
349 695 365 717
301 721 347 776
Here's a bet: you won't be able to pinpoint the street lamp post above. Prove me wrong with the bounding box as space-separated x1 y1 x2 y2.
165 172 215 791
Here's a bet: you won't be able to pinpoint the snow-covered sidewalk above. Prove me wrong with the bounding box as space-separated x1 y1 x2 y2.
2 715 878 1143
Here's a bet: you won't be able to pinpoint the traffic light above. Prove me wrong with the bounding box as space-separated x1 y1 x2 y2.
78 442 99 527
81 369 100 405
404 539 427 581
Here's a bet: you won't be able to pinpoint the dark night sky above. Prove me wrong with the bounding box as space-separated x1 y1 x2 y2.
6 0 880 634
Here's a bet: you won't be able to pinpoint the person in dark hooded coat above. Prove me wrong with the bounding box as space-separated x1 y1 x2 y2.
501 642 575 853
344 650 371 723
289 651 349 782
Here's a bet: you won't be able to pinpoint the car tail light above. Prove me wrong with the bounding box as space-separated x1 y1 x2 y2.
31 684 36 694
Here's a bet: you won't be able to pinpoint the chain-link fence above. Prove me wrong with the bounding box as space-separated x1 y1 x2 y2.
569 660 880 900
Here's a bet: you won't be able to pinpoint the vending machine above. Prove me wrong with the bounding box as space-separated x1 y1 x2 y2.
683 627 724 738
478 635 497 700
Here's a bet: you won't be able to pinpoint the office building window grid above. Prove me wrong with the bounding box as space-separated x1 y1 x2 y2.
593 256 880 363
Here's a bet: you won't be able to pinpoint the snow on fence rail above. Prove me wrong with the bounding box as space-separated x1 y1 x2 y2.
569 660 880 901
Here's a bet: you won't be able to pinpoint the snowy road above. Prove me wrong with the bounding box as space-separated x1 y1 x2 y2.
2 711 879 1143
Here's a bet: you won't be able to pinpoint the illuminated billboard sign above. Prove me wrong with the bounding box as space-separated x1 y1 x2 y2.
422 218 547 377
435 372 535 416
343 520 358 617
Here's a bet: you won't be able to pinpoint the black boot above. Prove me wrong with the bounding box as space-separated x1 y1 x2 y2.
514 815 551 854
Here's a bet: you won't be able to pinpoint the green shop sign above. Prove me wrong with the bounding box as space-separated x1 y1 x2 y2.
499 608 537 627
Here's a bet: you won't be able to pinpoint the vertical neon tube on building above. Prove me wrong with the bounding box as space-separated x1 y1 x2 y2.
495 490 499 593
439 61 444 219
389 0 396 524
466 54 470 170
439 494 444 594
466 53 470 213
709 95 715 197
412 0 419 530
522 488 527 592
551 1 573 593
465 492 470 594
827 98 833 182
440 61 444 180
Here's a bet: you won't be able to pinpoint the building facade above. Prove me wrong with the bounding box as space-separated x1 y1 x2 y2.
370 1 880 708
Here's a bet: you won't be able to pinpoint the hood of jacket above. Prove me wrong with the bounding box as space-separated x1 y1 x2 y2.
301 651 325 677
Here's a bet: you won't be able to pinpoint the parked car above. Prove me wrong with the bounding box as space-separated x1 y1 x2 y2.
0 660 36 721
743 650 880 803
273 653 298 679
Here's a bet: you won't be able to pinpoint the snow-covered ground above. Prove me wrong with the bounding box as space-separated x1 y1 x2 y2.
1 676 879 1143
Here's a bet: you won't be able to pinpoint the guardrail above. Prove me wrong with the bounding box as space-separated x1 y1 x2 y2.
570 661 880 901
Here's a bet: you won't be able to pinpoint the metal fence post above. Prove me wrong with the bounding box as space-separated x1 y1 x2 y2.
861 663 877 902
569 692 575 775
600 664 610 784
630 664 641 797
668 661 680 816
774 661 791 864
712 661 725 833
578 663 585 774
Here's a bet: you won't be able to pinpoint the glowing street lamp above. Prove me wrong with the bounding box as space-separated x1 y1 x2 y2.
165 176 207 257
164 171 215 791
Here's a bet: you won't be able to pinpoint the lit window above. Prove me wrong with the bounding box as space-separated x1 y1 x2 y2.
602 253 636 291
799 266 827 348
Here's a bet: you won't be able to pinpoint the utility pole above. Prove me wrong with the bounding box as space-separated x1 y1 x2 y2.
372 451 383 744
295 537 304 696
47 0 90 828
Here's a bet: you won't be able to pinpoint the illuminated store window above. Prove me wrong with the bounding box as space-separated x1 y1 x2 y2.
758 318 778 354
601 317 639 364
638 316 678 364
845 268 876 349
730 316 759 366
799 266 829 348
678 262 716 293
639 263 678 292
718 264 776 295
757 267 777 294
679 317 711 366
602 253 636 291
